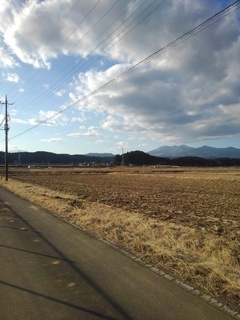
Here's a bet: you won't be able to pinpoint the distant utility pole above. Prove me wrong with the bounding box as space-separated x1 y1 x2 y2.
1 96 14 181
121 148 124 166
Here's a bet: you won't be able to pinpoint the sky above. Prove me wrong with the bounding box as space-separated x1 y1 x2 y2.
0 0 240 155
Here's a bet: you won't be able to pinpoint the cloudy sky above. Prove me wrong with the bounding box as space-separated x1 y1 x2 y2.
0 0 240 155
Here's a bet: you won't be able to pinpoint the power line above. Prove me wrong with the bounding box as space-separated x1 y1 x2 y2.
7 0 83 98
13 0 160 114
8 0 240 141
7 0 119 105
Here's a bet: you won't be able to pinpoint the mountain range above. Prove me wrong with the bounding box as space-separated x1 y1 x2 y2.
85 153 115 157
148 145 240 159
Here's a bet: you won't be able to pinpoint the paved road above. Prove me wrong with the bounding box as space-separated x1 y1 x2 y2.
0 187 236 320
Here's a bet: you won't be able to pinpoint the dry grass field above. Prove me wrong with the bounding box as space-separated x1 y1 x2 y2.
1 166 240 312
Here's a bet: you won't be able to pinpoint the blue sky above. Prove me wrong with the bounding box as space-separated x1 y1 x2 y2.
0 0 240 155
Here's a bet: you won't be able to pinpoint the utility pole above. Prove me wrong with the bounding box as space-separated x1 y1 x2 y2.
1 96 14 181
121 148 124 166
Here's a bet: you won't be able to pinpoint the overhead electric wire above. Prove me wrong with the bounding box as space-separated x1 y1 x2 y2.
8 0 240 142
66 0 122 54
9 0 132 111
114 1 240 80
58 0 102 49
15 0 120 112
67 0 166 71
8 0 100 102
14 0 149 112
101 0 167 57
14 0 160 114
70 0 152 55
7 0 83 98
18 0 102 103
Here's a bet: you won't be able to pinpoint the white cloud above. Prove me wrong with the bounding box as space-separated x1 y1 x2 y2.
0 47 18 68
54 89 65 97
43 84 50 90
0 1 131 68
11 118 28 124
71 114 86 123
138 143 147 148
68 125 101 138
2 0 186 68
95 139 104 144
116 141 128 149
41 138 63 143
107 141 129 154
128 136 146 141
3 72 20 83
29 110 67 126
101 115 123 131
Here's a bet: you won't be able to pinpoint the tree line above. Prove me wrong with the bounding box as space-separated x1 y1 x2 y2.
1 150 240 167
114 151 240 167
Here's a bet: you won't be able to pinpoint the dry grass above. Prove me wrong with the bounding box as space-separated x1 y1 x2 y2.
1 166 240 311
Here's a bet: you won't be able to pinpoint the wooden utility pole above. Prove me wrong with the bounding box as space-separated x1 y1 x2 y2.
1 96 13 181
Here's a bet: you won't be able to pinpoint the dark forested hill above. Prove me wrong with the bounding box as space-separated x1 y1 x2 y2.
114 151 240 167
0 151 114 165
114 150 170 166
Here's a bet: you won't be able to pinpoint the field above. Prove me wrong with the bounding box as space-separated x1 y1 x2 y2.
2 166 240 312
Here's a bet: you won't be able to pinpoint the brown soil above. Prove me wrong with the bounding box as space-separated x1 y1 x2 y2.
3 166 240 312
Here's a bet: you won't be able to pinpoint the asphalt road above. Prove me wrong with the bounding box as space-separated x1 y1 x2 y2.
0 187 237 320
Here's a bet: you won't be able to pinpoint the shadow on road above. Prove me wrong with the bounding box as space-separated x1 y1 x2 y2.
0 199 133 320
0 279 117 320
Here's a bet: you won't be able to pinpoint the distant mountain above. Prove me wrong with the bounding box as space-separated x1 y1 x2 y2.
85 153 115 158
149 145 193 158
116 150 240 166
0 151 114 165
148 145 240 159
